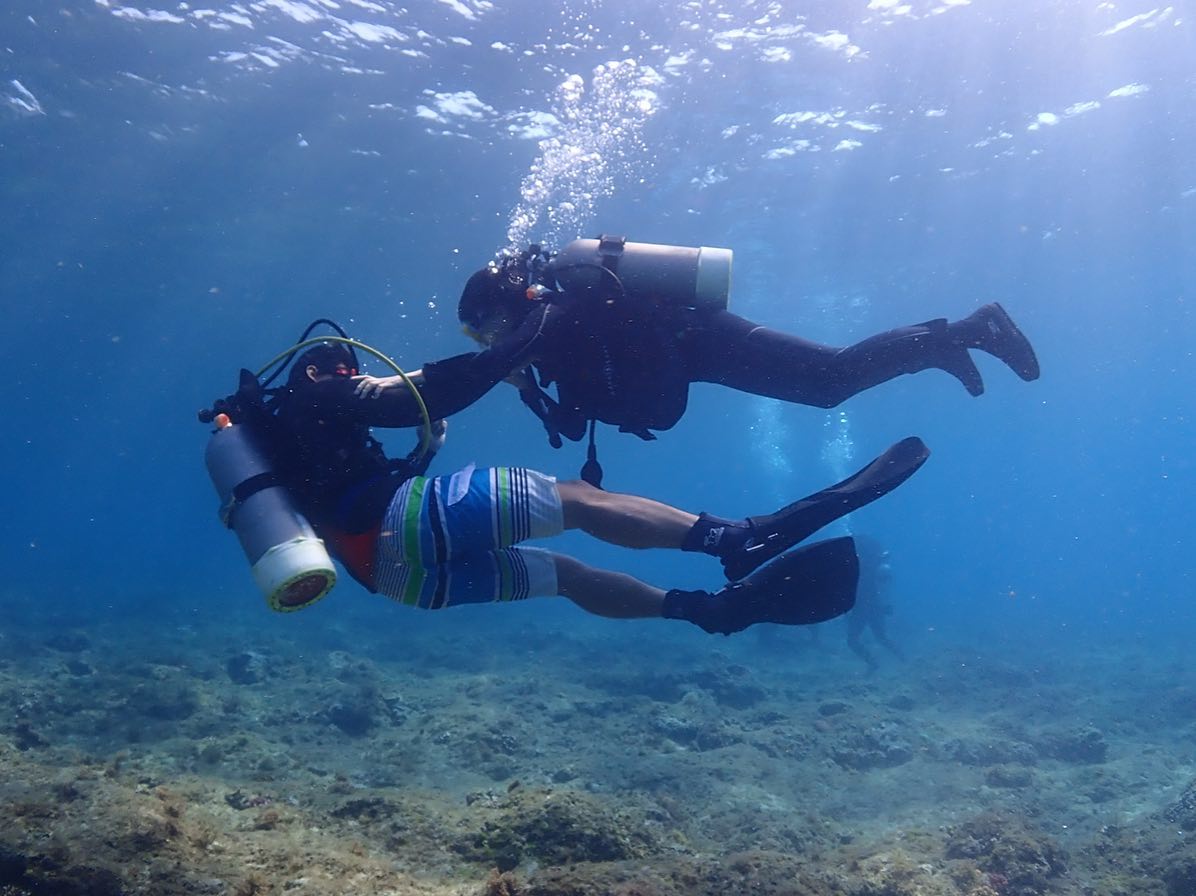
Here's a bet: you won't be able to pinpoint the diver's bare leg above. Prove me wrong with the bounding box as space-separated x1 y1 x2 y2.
558 480 697 549
552 553 665 618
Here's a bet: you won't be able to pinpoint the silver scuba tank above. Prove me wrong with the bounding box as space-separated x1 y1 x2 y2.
547 235 733 310
204 414 336 612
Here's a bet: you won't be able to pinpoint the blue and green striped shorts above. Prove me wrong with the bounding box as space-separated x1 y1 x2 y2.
374 464 563 608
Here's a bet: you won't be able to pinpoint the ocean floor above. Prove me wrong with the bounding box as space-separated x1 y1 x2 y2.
2 595 1195 896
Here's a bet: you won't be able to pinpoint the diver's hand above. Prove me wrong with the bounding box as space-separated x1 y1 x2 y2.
426 418 448 453
353 371 424 399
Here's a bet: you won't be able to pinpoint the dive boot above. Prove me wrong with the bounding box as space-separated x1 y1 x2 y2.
955 303 1040 382
716 436 930 582
663 537 860 635
832 318 985 397
916 318 985 396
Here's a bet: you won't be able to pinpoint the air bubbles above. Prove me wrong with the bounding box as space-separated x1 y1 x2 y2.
505 59 662 252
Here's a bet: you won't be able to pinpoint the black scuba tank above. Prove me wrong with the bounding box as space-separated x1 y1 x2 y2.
204 413 336 612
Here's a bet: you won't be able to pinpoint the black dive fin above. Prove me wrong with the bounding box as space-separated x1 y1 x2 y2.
709 536 859 633
722 436 929 582
665 537 860 634
742 536 859 627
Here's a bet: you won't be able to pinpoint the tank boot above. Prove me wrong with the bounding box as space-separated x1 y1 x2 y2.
951 303 1040 382
683 436 929 582
663 537 860 635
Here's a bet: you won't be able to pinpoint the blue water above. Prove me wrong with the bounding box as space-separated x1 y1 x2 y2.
2 2 1193 666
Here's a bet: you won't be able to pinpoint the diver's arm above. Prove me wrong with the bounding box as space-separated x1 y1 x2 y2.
300 360 503 427
353 370 424 399
346 303 555 424
411 346 532 419
302 377 430 428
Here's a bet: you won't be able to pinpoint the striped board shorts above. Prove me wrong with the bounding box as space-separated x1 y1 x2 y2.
373 464 563 609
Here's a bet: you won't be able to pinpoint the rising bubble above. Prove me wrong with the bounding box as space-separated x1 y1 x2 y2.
504 59 662 254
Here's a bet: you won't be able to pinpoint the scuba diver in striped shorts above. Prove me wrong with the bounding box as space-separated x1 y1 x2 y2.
206 330 930 634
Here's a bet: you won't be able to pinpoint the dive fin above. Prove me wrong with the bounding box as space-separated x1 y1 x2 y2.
665 536 860 634
736 535 860 627
722 436 929 582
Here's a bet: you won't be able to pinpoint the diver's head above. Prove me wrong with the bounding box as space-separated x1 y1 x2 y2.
290 342 358 385
458 256 537 346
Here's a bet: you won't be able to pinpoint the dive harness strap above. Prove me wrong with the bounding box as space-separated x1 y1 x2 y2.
219 471 284 528
518 379 566 449
595 234 626 278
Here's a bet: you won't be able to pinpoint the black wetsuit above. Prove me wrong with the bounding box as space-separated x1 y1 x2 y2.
526 295 978 443
530 291 688 439
678 310 964 408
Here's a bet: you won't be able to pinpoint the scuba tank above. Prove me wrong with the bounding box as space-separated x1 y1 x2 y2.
204 410 336 613
546 235 733 310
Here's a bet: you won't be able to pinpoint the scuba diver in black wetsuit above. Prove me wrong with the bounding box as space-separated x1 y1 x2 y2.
409 236 1039 485
200 320 933 632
